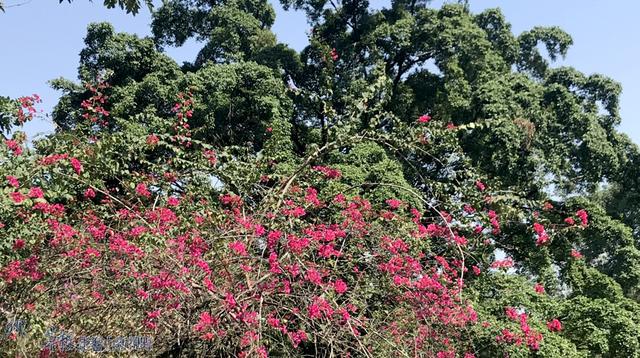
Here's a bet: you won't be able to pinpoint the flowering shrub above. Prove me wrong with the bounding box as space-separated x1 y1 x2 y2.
2 2 640 355
0 87 603 356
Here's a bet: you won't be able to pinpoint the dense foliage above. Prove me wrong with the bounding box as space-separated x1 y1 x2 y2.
1 0 640 356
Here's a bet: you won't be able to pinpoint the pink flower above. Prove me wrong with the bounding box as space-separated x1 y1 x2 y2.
288 330 307 348
5 140 22 156
533 223 549 246
70 157 83 175
505 307 519 320
472 266 481 276
203 149 217 166
576 209 588 226
9 192 25 204
418 114 431 123
135 183 151 198
136 289 149 300
268 252 282 274
283 203 306 217
287 235 310 254
146 134 159 146
39 153 68 166
224 292 237 309
333 279 348 294
305 268 323 285
312 166 341 179
194 312 215 332
475 180 486 191
534 283 545 294
305 187 322 207
28 187 44 199
453 235 468 246
84 188 96 199
564 217 575 225
13 239 25 250
167 196 180 206
535 233 549 246
6 176 19 188
330 48 339 61
546 318 562 332
385 198 402 210
491 258 513 269
488 210 500 234
570 249 583 259
229 241 248 256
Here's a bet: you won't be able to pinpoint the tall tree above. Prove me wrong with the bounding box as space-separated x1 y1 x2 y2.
1 1 640 356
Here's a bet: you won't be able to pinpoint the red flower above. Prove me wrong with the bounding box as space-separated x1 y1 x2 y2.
305 268 323 285
6 175 19 188
194 311 215 332
84 188 96 199
505 306 519 320
70 157 83 175
533 223 549 246
333 279 348 294
312 166 341 179
534 283 545 294
385 198 402 210
229 241 248 256
28 187 44 199
491 258 513 269
330 48 339 61
546 318 562 332
5 140 22 156
576 209 588 227
203 149 217 166
9 191 25 204
135 183 151 198
288 330 307 348
167 197 180 206
570 249 583 259
418 114 431 123
13 239 25 250
146 134 159 146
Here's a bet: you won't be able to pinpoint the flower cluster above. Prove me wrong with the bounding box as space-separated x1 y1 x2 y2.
16 94 41 124
80 81 111 126
0 89 594 357
170 92 194 148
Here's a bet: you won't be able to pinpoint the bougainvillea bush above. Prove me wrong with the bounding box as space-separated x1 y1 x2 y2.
2 1 640 357
0 85 612 357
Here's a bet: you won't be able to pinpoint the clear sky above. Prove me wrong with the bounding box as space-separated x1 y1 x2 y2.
1 1 638 143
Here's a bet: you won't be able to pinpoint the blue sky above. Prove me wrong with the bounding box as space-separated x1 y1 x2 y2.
1 1 638 143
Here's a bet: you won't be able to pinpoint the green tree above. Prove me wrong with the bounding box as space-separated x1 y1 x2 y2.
2 1 640 356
